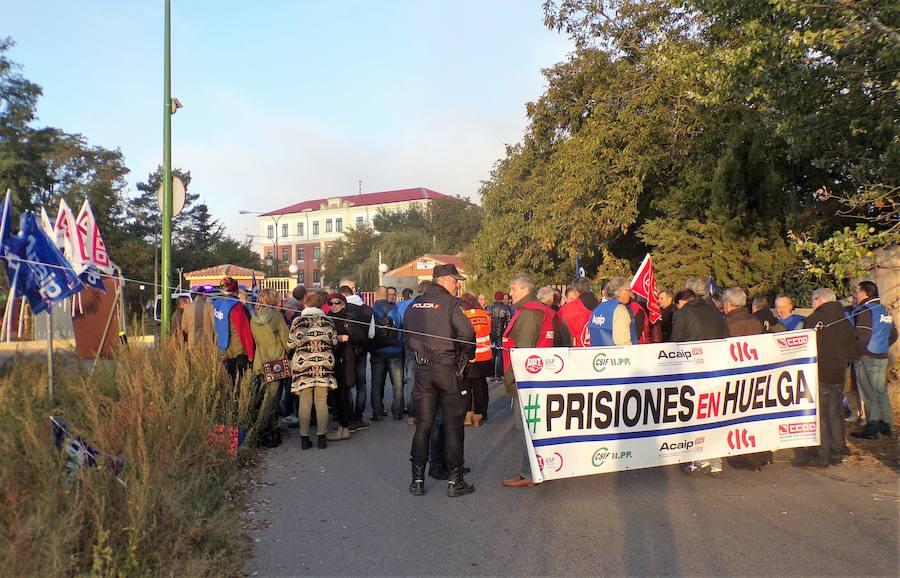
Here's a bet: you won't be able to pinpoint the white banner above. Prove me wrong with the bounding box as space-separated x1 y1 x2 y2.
511 330 820 483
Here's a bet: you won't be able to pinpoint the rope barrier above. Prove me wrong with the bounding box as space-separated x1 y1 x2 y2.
1 252 875 349
0 253 500 350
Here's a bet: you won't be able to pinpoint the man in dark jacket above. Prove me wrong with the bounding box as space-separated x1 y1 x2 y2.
671 277 728 344
723 287 764 337
658 289 676 342
370 285 405 420
339 285 375 431
795 288 856 465
502 274 554 488
752 296 786 333
404 264 476 497
850 281 898 438
486 291 512 380
673 277 727 475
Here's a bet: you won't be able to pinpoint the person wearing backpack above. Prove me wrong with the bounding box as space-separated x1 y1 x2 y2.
370 285 405 421
249 289 290 448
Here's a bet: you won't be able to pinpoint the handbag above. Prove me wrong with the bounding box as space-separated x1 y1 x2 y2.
262 357 291 382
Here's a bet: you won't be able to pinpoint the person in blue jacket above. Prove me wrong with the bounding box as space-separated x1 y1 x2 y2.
849 281 898 439
775 295 805 330
588 276 637 346
370 285 405 420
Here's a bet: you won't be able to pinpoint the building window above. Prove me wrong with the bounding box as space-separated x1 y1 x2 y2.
335 218 342 232
325 219 333 233
312 221 319 236
281 247 290 263
313 246 320 260
297 222 304 237
267 225 274 239
313 270 320 284
265 249 274 260
298 270 305 284
356 216 364 228
281 223 288 238
298 247 305 261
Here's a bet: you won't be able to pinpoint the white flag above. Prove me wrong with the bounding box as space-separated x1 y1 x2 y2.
76 200 113 274
55 198 85 273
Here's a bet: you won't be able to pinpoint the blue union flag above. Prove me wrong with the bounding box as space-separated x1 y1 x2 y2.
2 210 84 314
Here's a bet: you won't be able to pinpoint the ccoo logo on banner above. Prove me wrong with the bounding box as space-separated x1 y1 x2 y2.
510 330 820 483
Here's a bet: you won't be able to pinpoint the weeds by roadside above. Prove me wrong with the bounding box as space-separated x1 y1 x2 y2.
0 338 256 576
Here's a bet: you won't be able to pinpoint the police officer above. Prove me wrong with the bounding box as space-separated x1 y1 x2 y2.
403 264 476 497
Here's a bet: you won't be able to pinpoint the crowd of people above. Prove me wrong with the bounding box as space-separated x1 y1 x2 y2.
169 267 897 495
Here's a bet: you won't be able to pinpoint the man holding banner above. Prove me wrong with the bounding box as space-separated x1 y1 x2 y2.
501 273 556 488
797 288 855 467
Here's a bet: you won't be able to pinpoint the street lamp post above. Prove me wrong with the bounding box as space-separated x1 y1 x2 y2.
241 210 285 276
160 0 174 336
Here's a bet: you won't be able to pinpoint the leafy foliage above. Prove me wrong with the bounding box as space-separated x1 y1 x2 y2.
469 1 898 297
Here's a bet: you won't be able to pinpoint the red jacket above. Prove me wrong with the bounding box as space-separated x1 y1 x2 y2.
558 294 597 347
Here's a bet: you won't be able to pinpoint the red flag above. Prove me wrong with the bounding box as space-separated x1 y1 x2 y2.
630 253 661 324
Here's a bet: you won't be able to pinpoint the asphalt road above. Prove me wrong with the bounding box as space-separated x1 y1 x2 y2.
244 381 899 577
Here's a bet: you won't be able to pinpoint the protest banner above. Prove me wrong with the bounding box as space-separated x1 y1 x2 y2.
510 330 819 483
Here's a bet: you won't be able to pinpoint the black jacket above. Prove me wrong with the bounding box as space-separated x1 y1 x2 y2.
660 304 676 342
344 302 373 349
804 301 855 384
330 310 357 389
403 283 475 364
672 297 728 343
753 308 786 333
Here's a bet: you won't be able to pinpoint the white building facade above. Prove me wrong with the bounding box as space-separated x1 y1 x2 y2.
254 187 446 287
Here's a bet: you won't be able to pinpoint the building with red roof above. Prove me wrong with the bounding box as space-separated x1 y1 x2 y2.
252 187 447 287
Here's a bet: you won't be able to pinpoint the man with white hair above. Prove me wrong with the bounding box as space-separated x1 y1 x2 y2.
775 295 805 330
537 285 571 346
722 287 773 470
671 277 727 344
588 276 636 346
795 288 855 466
501 274 557 488
723 287 763 336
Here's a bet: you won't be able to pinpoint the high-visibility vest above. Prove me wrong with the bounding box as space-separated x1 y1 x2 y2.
464 308 493 362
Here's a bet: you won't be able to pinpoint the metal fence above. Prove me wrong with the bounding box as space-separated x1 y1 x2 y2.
259 277 375 306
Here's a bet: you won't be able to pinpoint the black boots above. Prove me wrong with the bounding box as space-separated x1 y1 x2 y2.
317 435 327 449
300 435 313 450
447 466 475 497
410 464 426 496
850 422 880 439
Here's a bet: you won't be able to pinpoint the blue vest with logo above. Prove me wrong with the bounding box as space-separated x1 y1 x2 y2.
588 299 637 347
213 298 240 351
853 299 894 355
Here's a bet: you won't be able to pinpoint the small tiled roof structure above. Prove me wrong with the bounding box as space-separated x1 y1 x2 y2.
263 187 446 216
184 264 266 281
386 254 465 278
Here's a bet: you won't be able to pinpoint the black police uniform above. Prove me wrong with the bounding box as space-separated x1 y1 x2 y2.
403 280 475 495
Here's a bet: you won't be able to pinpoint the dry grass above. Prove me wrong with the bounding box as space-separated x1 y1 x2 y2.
0 338 257 577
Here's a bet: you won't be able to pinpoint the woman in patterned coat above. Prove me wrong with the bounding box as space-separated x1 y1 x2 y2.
289 292 338 450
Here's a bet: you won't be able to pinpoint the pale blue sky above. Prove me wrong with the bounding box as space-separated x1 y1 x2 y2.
6 1 572 239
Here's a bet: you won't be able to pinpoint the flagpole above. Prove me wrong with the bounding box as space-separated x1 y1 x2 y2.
160 0 174 337
4 267 20 343
47 309 54 403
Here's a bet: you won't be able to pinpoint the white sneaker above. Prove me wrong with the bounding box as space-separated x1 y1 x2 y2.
281 415 299 426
